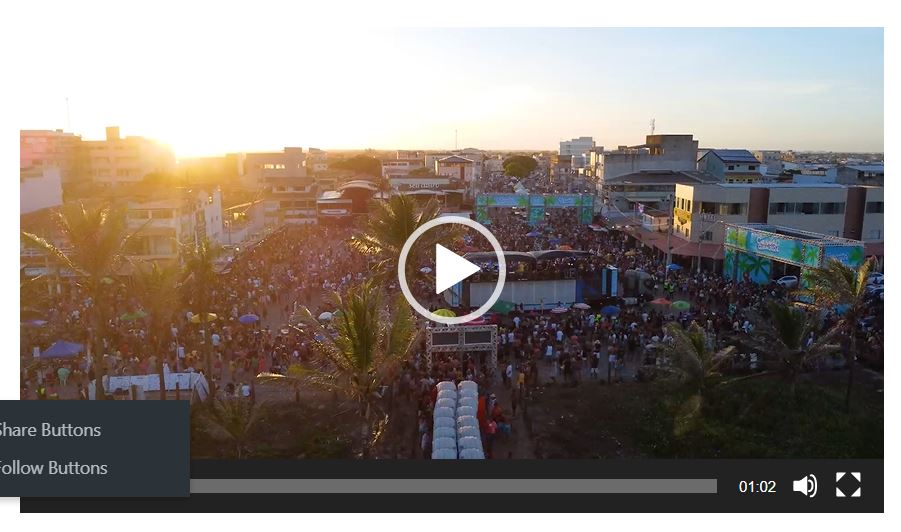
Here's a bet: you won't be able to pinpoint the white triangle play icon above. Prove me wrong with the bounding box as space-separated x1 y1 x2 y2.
435 244 481 294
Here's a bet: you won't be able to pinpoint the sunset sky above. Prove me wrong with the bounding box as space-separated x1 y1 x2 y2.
12 27 883 158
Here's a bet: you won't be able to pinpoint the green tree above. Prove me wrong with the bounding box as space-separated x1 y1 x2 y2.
503 155 537 178
408 166 435 177
331 155 382 177
655 322 736 436
181 238 221 401
130 260 181 400
200 397 266 458
259 280 417 456
798 257 875 411
350 194 452 278
22 202 136 400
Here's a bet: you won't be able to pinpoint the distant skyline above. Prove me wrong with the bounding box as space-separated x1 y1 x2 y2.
14 28 883 158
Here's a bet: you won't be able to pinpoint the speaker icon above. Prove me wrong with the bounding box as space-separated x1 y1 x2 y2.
793 474 818 497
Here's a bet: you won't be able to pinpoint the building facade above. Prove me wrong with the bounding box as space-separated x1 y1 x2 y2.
125 188 224 261
753 150 783 177
20 167 63 214
83 127 175 186
20 129 88 185
601 134 699 182
697 149 763 183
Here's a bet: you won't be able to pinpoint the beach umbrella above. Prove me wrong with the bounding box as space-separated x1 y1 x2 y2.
550 307 568 314
666 263 683 271
318 312 333 321
433 308 456 318
420 267 433 274
119 310 148 321
650 298 672 306
601 305 620 316
41 340 83 359
526 231 542 237
671 300 691 311
190 312 217 324
238 314 260 325
572 302 591 310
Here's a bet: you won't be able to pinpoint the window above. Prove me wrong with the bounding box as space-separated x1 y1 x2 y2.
868 229 882 240
700 202 717 214
866 201 884 214
727 165 735 171
798 202 819 215
701 231 713 241
749 165 756 171
821 202 845 214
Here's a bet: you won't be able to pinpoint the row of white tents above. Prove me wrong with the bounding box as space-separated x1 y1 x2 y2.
431 380 485 459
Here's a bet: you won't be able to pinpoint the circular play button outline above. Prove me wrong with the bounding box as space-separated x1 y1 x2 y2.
397 216 506 325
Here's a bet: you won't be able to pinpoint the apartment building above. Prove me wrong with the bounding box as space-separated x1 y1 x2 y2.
20 167 63 214
20 129 89 185
753 150 783 177
83 127 175 185
125 188 224 261
601 134 699 182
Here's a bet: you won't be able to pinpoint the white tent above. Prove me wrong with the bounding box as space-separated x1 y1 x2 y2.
433 426 456 440
433 406 455 419
432 437 457 450
434 417 455 429
436 381 456 392
456 405 476 417
457 425 480 439
456 415 478 428
432 448 457 459
458 380 478 392
459 448 485 459
458 436 483 451
435 398 456 409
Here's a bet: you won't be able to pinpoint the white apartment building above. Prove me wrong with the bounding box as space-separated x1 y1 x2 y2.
560 136 595 170
125 188 224 261
753 150 783 176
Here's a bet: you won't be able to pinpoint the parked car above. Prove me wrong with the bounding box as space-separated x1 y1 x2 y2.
776 275 799 288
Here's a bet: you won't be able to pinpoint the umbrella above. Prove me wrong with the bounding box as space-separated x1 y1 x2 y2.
238 314 260 325
601 305 620 316
318 312 333 321
557 245 573 251
119 310 148 321
671 300 691 311
666 263 683 271
624 250 638 257
433 309 456 318
41 340 84 359
21 319 48 328
190 312 217 324
650 298 672 306
420 267 433 274
526 231 542 237
550 307 568 314
572 302 591 310
490 300 516 315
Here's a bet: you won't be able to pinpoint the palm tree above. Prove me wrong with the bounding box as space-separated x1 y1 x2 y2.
744 301 841 397
181 238 220 402
798 257 875 411
22 202 136 400
350 195 452 279
130 260 181 400
201 397 265 458
259 280 417 456
654 322 736 436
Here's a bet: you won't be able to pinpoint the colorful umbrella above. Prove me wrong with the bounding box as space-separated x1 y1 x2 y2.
490 300 516 315
318 312 333 321
601 305 620 316
420 267 433 274
666 263 683 271
21 319 48 328
526 231 542 237
557 245 573 251
572 302 591 310
671 300 691 311
433 309 456 318
550 307 568 314
41 340 84 359
190 312 217 324
650 298 672 306
238 314 260 325
120 310 148 321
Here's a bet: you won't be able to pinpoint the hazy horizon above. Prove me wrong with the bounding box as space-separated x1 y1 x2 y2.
15 28 884 158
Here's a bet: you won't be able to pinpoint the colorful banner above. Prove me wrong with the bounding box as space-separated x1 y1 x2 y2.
724 225 864 270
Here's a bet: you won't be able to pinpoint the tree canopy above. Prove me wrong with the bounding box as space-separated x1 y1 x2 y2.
502 155 537 178
331 155 382 177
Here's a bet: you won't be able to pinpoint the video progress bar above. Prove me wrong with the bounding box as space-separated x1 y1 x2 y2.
191 478 717 494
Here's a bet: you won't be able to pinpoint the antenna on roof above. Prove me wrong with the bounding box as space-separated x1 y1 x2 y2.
455 129 458 150
649 118 655 135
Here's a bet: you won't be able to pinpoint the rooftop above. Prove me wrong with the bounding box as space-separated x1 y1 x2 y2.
605 170 719 185
706 149 759 164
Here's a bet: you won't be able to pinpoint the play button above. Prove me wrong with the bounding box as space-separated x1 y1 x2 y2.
397 216 506 325
435 244 481 294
